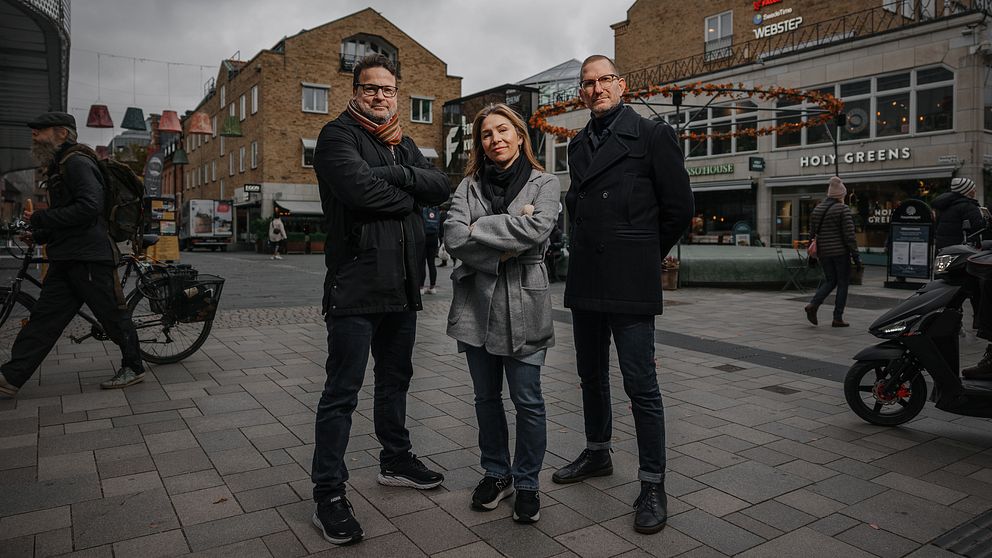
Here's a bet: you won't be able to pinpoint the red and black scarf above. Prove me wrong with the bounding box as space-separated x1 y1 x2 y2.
347 99 402 146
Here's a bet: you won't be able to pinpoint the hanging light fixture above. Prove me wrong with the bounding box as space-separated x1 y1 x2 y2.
219 114 242 137
159 110 182 133
172 146 189 165
87 54 114 128
187 111 213 135
121 107 146 130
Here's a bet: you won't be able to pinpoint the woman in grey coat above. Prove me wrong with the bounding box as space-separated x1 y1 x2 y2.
445 103 559 523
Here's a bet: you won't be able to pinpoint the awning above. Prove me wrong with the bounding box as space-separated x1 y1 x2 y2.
766 165 957 188
420 147 439 159
274 200 323 215
302 138 317 149
691 178 753 193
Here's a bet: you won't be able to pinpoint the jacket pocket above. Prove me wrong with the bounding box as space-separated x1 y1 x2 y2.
521 285 553 344
447 276 473 325
521 263 549 291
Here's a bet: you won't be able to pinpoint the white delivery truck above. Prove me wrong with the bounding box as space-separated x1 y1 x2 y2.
179 199 233 251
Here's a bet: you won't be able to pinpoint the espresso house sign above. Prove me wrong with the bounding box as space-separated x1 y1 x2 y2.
800 148 912 168
687 163 734 177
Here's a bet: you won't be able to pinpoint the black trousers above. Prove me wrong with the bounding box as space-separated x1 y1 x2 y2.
420 233 439 288
1 260 144 388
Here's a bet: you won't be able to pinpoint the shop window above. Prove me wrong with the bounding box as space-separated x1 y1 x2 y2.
877 92 910 136
918 67 953 85
736 117 757 152
411 97 433 124
704 11 733 61
878 72 910 91
841 80 870 97
302 84 329 114
553 138 568 173
711 122 732 155
917 86 953 133
775 99 802 148
687 124 706 158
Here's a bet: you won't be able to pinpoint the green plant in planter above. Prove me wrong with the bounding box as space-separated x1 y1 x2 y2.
250 217 272 241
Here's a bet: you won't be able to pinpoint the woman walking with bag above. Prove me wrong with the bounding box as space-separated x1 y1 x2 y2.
444 103 559 523
805 176 861 327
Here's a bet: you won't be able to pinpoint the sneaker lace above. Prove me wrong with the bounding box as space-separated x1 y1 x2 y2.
407 455 430 473
634 484 658 510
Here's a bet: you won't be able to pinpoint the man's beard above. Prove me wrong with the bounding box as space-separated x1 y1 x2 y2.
31 139 58 167
360 104 395 125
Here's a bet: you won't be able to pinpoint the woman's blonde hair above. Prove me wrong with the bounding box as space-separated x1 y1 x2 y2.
464 103 543 178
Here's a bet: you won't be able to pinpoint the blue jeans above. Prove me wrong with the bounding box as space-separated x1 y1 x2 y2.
464 345 547 491
810 255 851 320
312 312 416 503
571 310 665 483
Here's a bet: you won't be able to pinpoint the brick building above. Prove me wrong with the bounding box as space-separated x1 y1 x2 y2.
546 0 992 262
172 8 461 247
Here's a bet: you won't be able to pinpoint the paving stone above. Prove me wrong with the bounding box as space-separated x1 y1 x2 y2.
842 490 970 544
806 474 889 505
0 506 71 540
696 462 810 504
144 429 200 455
209 445 270 475
0 475 102 516
681 487 750 517
392 507 479 554
429 488 514 528
775 459 840 483
806 513 862 537
773 489 846 518
111 529 190 558
0 446 36 471
163 469 226 495
872 471 968 506
736 527 874 558
471 517 566 558
667 509 765 556
554 524 636 558
35 526 73 557
433 540 504 558
172 486 243 526
111 410 182 428
549 483 632 522
223 463 308 493
739 500 815 531
71 487 180 549
153 447 213 477
183 508 287 551
101 471 163 497
194 392 262 415
836 523 921 558
186 409 278 434
186 538 273 557
61 391 128 414
2 534 35 557
38 425 144 456
236 484 301 513
140 418 190 436
195 428 253 452
602 517 702 557
723 512 784 541
261 530 308 558
38 450 98 481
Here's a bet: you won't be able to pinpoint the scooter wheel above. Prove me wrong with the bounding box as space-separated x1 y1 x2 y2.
844 359 927 426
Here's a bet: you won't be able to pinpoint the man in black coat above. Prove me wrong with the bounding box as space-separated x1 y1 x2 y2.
933 177 985 250
0 112 144 399
310 54 450 546
553 55 693 534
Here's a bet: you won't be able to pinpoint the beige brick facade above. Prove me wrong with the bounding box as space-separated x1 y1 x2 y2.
176 8 461 215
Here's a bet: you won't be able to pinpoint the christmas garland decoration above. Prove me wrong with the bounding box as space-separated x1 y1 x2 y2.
529 82 845 141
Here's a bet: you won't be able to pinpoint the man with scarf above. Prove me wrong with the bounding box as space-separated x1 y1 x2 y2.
310 53 450 545
553 55 693 534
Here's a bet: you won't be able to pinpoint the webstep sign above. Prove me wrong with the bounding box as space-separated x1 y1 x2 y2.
753 16 803 38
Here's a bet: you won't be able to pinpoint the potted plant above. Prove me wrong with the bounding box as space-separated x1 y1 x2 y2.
662 256 680 290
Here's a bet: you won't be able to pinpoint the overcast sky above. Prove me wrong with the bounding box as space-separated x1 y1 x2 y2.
69 0 628 147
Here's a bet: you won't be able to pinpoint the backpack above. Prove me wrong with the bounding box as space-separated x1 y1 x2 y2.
422 207 440 235
59 144 145 243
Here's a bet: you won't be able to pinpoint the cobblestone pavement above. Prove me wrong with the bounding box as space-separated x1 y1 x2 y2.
2 252 990 556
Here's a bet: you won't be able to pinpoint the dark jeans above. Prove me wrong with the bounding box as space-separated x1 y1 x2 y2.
464 345 546 490
571 310 665 483
420 233 439 288
810 255 851 320
1 260 143 388
312 311 416 503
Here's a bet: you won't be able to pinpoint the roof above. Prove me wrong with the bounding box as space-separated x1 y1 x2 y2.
517 59 582 86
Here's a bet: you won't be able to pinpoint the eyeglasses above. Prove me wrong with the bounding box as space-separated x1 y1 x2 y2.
580 74 620 91
355 83 398 98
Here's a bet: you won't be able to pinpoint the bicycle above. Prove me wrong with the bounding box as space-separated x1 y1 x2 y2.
0 222 225 365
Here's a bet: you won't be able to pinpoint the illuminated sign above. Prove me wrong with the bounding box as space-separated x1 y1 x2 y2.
753 0 783 10
753 16 803 38
799 147 912 168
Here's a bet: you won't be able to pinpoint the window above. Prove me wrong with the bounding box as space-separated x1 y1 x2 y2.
212 115 217 138
229 104 235 118
736 102 758 152
302 138 316 167
220 136 225 153
184 172 189 190
211 160 216 181
806 87 836 145
240 94 246 121
916 67 954 133
220 85 226 106
220 179 224 197
251 85 259 114
553 138 568 173
411 97 433 123
202 165 207 185
229 154 234 176
239 146 246 172
340 34 398 72
251 141 258 169
302 84 329 113
675 102 757 158
876 73 910 137
883 0 914 19
704 11 733 61
775 97 803 148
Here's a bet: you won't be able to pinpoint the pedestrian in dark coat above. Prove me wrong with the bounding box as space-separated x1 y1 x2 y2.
805 176 861 327
310 54 449 546
554 55 693 536
0 112 144 398
933 177 985 250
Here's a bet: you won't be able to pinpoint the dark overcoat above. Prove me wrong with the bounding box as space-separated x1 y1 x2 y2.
564 106 693 315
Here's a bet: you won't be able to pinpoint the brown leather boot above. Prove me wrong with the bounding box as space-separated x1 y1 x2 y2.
831 319 850 327
804 304 819 325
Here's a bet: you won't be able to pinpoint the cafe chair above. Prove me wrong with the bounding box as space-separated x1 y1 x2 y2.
777 247 809 292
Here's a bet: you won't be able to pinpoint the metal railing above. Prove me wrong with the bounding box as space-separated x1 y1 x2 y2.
624 0 990 90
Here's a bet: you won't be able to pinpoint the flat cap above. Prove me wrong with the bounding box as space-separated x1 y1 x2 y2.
26 112 76 130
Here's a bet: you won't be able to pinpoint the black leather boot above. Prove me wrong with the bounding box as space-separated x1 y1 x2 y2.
551 449 612 484
633 481 668 534
963 345 992 379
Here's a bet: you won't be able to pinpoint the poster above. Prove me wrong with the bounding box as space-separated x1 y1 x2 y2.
213 200 233 236
889 224 930 279
190 200 214 237
910 242 929 266
160 221 176 235
143 151 163 197
891 242 909 265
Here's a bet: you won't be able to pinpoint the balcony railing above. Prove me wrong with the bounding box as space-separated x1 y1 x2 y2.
623 0 990 90
340 55 401 79
704 36 734 63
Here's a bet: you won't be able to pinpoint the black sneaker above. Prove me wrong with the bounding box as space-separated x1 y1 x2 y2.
552 449 613 484
312 496 363 545
633 481 668 534
377 454 444 489
513 490 540 523
471 476 514 511
964 345 992 379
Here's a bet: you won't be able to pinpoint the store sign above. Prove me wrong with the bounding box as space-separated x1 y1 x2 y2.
243 184 262 193
799 147 912 168
687 163 734 176
749 156 765 172
869 208 893 225
754 8 794 25
753 0 783 10
753 16 803 38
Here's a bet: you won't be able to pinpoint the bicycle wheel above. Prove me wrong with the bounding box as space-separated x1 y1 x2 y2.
127 286 212 364
0 287 36 365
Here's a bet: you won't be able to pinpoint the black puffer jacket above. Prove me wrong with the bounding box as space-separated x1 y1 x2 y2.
314 111 450 316
30 142 116 262
933 192 986 250
810 198 857 258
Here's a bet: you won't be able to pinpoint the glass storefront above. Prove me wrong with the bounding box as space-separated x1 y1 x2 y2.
688 187 756 244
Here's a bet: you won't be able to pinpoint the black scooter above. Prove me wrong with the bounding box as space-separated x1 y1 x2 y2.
844 235 992 426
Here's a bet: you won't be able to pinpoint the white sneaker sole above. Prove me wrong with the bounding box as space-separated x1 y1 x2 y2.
472 486 514 511
312 512 363 545
377 473 443 490
513 509 540 523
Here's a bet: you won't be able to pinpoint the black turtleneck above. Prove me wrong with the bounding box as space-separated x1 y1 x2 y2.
589 102 624 150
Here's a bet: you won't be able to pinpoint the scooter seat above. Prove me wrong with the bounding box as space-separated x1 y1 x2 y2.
960 379 992 393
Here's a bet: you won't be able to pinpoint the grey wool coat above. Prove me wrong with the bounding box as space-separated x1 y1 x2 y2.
445 169 561 357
